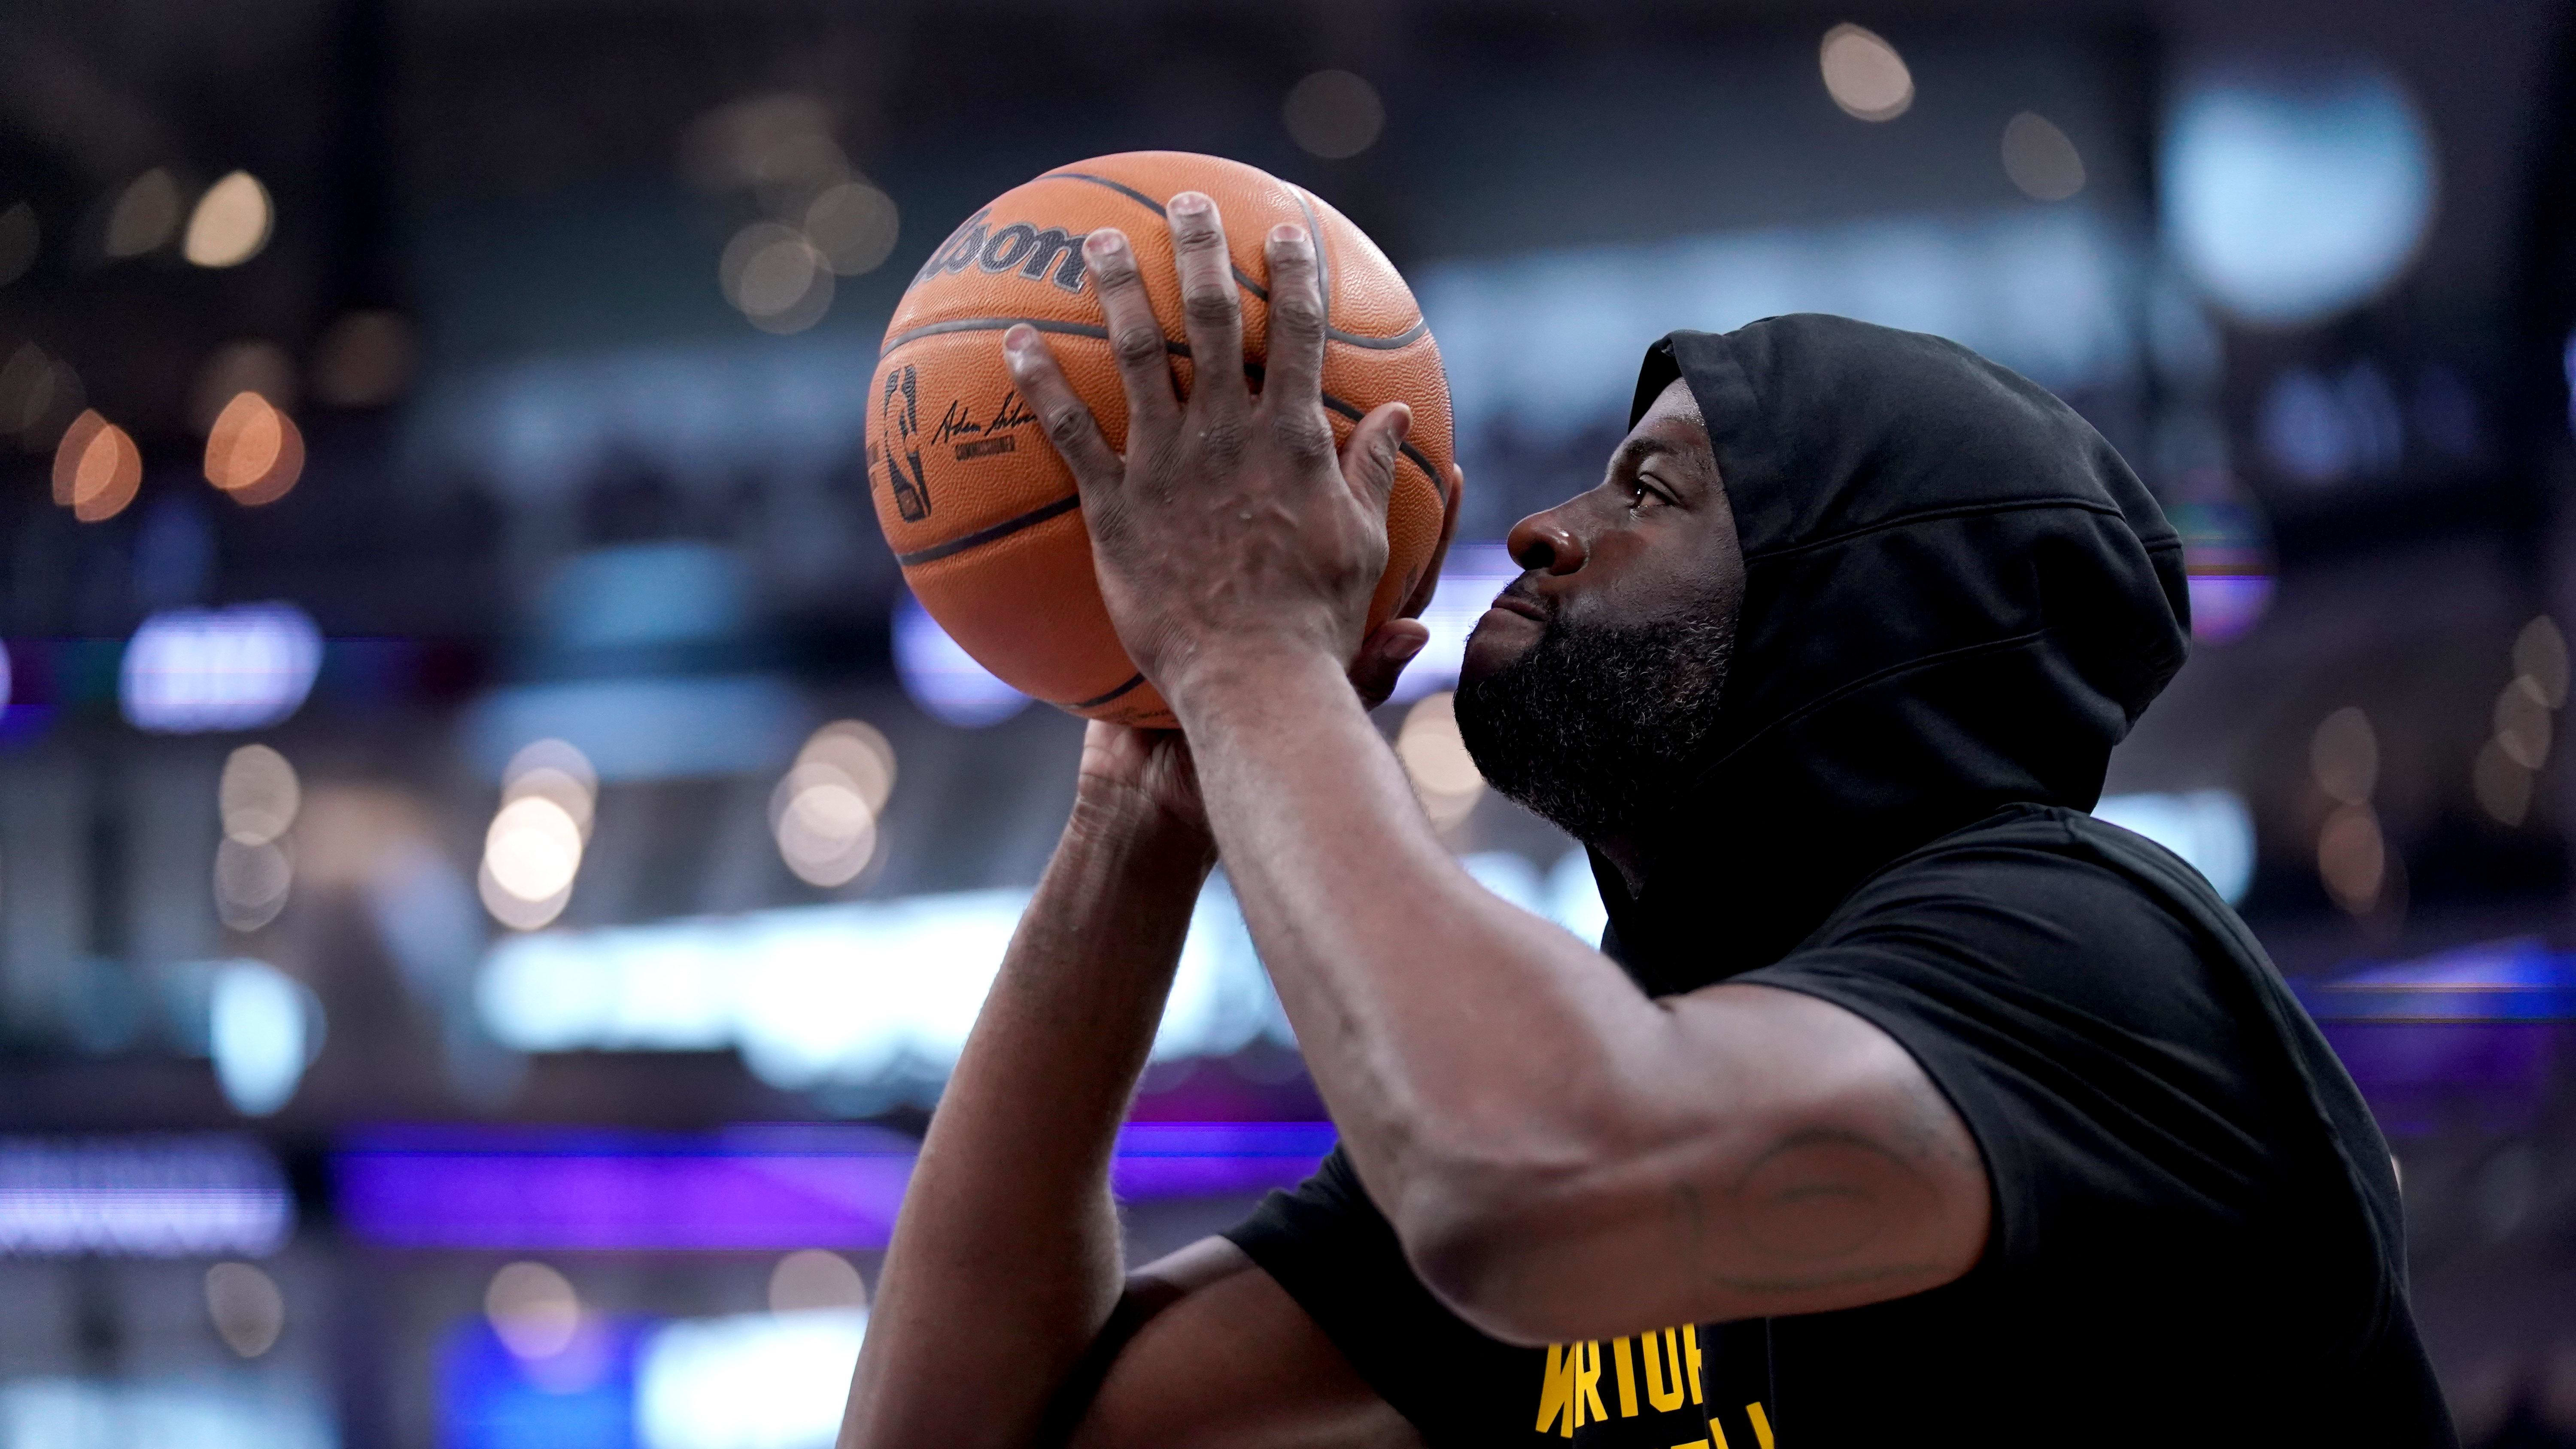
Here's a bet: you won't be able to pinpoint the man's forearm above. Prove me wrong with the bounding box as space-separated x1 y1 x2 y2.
840 802 1212 1449
1172 653 1669 1244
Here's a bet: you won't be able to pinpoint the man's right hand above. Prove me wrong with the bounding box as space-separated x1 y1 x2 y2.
1072 618 1433 863
1075 721 1212 856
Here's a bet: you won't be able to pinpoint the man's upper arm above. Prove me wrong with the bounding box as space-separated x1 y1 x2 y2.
1415 978 1992 1343
1069 1236 1421 1449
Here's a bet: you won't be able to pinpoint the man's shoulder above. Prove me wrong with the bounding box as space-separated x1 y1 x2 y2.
1780 801 2265 1039
1825 802 2228 948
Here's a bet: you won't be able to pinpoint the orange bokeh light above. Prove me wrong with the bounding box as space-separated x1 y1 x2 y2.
203 390 305 505
51 409 141 522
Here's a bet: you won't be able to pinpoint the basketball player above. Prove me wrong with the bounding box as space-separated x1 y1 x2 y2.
837 196 2454 1446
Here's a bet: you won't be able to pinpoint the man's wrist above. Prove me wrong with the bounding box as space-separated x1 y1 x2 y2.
1161 635 1352 732
1065 786 1217 875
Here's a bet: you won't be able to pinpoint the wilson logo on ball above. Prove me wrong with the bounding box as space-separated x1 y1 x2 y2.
913 207 1091 294
878 365 932 522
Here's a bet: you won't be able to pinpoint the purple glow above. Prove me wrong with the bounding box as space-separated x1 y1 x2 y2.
338 1122 1338 1250
2300 939 2576 1139
337 1125 917 1251
2186 574 2274 643
2300 937 2576 1022
1110 1121 1335 1200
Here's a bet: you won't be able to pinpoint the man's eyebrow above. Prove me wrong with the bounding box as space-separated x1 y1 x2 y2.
1612 437 1683 468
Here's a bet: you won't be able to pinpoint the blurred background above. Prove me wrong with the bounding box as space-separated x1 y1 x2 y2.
0 0 2573 1443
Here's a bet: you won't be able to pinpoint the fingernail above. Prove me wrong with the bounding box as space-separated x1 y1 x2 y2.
1003 323 1038 353
1393 631 1428 662
1270 222 1308 246
1169 191 1212 216
1387 401 1412 443
1085 229 1127 256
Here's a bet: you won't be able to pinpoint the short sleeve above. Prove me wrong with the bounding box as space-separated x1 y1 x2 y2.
1224 1146 1548 1445
1738 831 2292 1279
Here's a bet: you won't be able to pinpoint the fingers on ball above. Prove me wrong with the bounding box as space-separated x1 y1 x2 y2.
1167 192 1247 410
1002 325 1120 481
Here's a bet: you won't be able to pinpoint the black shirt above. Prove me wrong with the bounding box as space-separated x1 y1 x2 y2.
1225 806 2455 1447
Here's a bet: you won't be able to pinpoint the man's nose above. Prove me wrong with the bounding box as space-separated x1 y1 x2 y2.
1506 508 1587 575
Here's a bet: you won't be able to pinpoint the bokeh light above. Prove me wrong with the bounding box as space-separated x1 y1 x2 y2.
210 960 315 1114
485 1261 581 1360
482 797 585 926
204 1261 286 1358
2477 617 2567 827
2515 616 2568 707
1282 70 1386 159
220 744 301 847
770 720 896 889
891 595 1030 727
2162 64 2435 325
803 182 901 276
104 169 182 258
0 341 78 446
638 1304 867 1449
680 93 848 197
2002 112 2087 200
312 309 417 408
183 171 273 268
1397 692 1484 830
795 720 896 817
2495 677 2553 771
51 410 141 522
1820 24 1913 122
503 738 600 839
721 220 832 333
215 839 294 932
482 743 597 930
203 390 307 504
2475 739 2535 826
767 1249 868 1315
2318 803 2388 915
2310 706 2379 807
771 766 878 887
2093 790 2257 904
122 603 324 733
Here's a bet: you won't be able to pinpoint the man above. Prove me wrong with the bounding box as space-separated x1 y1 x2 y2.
838 195 2454 1447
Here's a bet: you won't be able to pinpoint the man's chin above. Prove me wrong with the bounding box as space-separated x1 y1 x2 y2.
1460 610 1542 689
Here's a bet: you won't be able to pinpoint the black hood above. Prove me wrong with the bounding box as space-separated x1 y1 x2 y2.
1597 315 2190 994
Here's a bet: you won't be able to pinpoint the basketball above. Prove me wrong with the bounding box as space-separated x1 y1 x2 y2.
867 151 1455 729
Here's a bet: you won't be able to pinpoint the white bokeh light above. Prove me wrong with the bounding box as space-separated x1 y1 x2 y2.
121 604 322 733
2162 64 2435 326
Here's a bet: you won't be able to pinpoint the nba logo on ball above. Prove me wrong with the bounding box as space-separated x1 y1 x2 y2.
876 365 931 523
867 151 1455 730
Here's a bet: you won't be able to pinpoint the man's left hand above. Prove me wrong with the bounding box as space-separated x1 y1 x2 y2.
1000 192 1434 713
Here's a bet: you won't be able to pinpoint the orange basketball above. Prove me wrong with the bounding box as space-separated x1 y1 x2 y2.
867 151 1454 728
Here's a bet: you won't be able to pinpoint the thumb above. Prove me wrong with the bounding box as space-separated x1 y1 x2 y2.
1349 619 1431 710
1339 401 1411 514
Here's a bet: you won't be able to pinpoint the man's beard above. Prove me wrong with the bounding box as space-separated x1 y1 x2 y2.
1453 600 1735 845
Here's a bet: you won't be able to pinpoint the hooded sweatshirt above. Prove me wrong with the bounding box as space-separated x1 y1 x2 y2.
1224 316 2454 1447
